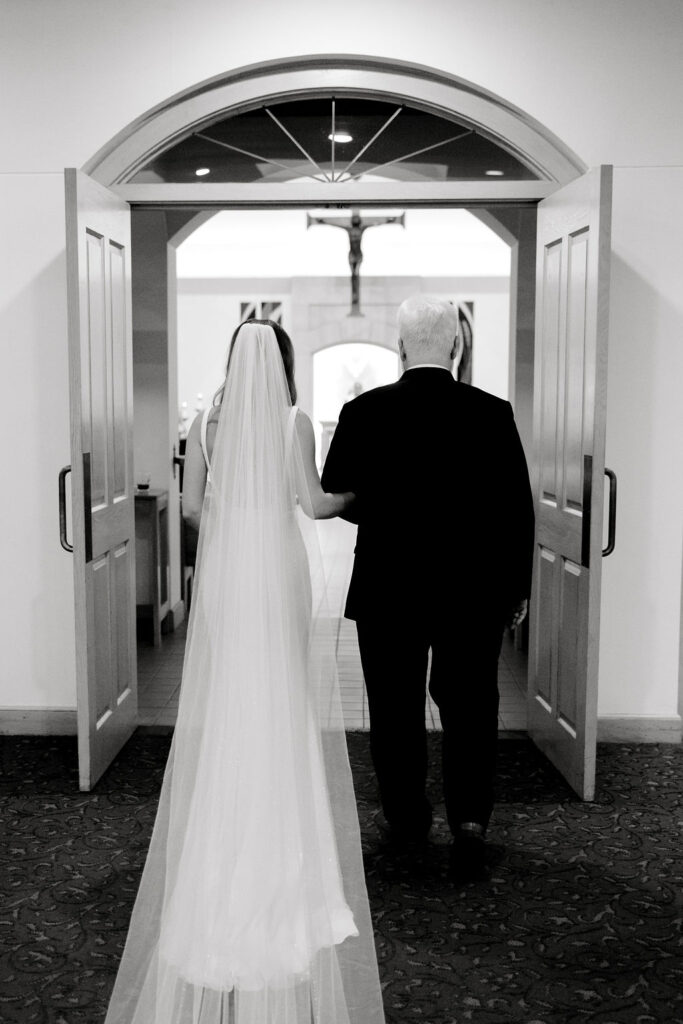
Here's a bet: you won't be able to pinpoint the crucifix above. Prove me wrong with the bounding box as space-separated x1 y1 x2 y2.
306 208 405 316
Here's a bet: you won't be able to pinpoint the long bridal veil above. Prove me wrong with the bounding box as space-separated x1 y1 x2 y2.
104 323 385 1024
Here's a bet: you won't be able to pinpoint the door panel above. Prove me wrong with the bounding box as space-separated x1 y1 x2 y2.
534 548 556 708
86 231 109 509
564 233 589 510
557 559 581 731
528 166 612 800
539 241 562 503
65 169 137 791
92 555 114 722
113 542 134 702
110 241 129 499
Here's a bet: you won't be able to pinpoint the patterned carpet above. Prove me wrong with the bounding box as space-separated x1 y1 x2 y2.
1 733 682 1024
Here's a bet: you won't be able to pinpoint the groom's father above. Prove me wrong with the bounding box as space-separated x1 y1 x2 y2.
321 295 535 879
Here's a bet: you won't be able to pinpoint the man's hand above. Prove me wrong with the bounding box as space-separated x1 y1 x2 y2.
508 599 528 630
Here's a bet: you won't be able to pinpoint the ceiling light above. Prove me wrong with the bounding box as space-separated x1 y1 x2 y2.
328 132 353 144
485 169 504 177
195 167 210 177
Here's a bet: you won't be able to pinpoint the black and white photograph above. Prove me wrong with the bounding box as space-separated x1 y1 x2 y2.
1 3 682 1023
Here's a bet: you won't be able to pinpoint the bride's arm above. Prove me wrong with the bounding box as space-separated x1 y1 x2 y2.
294 410 355 520
181 413 208 531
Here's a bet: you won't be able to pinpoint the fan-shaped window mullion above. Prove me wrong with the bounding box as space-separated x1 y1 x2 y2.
335 106 403 182
264 107 330 182
346 128 474 182
195 131 325 184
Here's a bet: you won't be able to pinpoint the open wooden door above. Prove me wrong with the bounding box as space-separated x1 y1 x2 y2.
528 165 613 801
65 169 137 791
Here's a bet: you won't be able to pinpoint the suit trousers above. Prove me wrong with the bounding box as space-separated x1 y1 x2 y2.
356 609 505 836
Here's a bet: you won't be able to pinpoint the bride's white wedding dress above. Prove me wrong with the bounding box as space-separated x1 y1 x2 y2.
104 324 385 1024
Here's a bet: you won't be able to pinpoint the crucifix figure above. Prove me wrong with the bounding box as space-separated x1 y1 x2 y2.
306 208 405 316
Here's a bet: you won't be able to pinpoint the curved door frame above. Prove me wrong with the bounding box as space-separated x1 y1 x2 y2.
84 55 585 204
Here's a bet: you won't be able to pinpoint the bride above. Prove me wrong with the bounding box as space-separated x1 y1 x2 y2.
104 320 386 1024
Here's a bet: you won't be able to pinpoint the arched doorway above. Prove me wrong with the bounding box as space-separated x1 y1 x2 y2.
67 56 610 800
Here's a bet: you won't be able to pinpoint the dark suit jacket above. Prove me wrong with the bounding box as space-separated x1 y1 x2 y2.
320 368 535 623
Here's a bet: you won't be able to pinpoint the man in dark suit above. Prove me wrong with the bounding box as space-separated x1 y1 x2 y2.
321 295 534 879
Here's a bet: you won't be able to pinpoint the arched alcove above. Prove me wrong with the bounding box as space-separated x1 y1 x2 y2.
313 341 399 467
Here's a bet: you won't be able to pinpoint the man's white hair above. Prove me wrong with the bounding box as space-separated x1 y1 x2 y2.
397 295 459 354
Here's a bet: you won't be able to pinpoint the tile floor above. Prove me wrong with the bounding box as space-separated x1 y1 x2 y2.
137 518 528 733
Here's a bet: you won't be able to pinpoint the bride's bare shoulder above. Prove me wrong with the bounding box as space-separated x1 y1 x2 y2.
186 406 218 446
295 408 314 436
186 411 203 440
294 410 317 458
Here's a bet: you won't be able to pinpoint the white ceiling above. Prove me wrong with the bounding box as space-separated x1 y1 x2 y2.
176 208 511 278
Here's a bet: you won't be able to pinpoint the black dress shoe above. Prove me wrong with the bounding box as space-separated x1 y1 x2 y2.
448 824 488 882
373 810 431 848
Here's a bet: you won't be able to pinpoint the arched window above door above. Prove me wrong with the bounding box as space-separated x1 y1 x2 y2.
130 95 541 185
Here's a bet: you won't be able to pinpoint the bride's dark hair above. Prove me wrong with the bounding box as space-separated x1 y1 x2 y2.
213 318 297 406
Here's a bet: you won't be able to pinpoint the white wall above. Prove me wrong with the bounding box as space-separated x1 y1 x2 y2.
3 2 682 172
461 288 509 400
1 0 682 730
175 210 511 279
599 167 683 717
0 175 76 707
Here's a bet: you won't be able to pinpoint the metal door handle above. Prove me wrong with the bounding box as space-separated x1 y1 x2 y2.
59 465 73 552
602 467 617 557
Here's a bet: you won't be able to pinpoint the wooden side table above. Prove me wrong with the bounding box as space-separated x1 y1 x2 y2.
135 489 170 647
